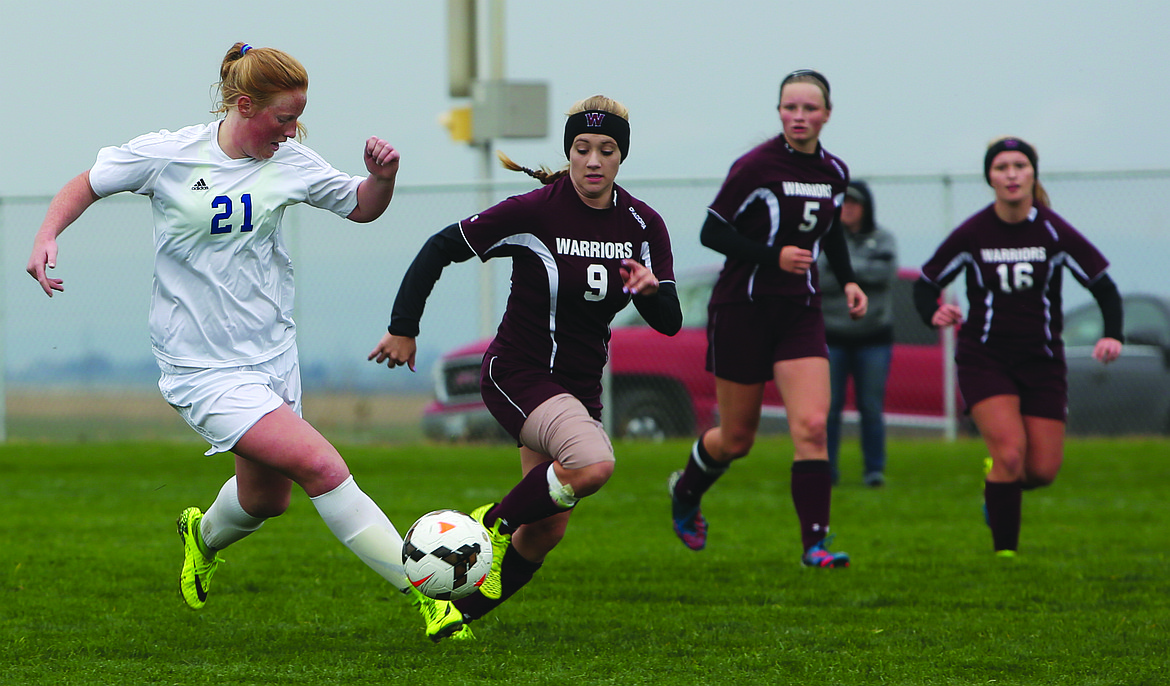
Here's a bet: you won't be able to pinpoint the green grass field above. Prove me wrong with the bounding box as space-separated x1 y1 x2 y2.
2 436 1167 685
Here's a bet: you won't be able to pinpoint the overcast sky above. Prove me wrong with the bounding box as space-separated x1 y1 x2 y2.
3 0 1168 196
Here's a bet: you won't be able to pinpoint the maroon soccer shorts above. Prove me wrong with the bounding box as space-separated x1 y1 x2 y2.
480 352 602 443
955 338 1068 421
706 298 828 385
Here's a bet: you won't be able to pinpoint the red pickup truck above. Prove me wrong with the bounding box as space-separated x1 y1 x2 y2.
421 267 953 441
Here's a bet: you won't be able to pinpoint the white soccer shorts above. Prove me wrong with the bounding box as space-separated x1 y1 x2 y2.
157 344 302 455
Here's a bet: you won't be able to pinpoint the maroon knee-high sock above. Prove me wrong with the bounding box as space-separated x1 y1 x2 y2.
673 433 729 506
791 460 833 551
984 480 1022 552
489 460 569 534
454 543 543 621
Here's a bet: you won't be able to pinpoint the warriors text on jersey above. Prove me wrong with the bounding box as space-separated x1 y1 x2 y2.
457 176 675 395
708 136 849 305
920 204 1110 358
88 120 363 367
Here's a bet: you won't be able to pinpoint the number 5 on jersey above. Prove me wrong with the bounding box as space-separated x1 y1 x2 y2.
799 200 819 232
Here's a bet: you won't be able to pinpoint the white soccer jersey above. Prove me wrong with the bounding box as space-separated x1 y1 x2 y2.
88 120 363 367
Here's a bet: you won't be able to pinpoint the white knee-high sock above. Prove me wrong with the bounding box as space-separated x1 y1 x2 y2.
201 476 266 551
311 476 411 592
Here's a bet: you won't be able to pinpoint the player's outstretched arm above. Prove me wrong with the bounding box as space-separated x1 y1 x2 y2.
369 332 417 372
347 137 400 223
27 171 100 297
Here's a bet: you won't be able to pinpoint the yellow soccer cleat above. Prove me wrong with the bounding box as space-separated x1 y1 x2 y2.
468 503 511 600
409 586 465 642
176 507 223 609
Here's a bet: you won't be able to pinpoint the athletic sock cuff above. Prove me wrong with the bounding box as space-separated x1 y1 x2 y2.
502 543 542 575
792 460 832 475
692 435 728 474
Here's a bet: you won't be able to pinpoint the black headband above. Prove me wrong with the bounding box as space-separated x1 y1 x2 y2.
563 110 630 163
779 69 830 104
984 137 1037 184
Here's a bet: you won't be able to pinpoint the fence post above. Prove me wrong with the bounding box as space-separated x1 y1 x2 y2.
0 196 7 442
939 174 958 441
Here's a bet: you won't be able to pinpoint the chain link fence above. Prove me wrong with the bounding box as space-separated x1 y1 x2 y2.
7 169 1170 442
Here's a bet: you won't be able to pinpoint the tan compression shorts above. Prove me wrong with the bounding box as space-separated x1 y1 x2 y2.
519 393 615 468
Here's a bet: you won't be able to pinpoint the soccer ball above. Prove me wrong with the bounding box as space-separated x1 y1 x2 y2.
402 509 493 601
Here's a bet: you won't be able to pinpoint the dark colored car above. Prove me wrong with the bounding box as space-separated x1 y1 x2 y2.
1065 294 1170 435
421 267 953 441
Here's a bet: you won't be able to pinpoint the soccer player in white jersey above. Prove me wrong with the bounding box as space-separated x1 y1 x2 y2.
26 42 468 642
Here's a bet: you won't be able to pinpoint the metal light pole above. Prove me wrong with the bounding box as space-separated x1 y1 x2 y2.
446 0 548 338
476 0 505 339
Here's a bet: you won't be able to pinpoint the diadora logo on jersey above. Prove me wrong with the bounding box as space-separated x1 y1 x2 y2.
628 207 647 230
555 237 633 259
981 247 1047 263
781 181 833 199
584 112 606 127
191 179 209 191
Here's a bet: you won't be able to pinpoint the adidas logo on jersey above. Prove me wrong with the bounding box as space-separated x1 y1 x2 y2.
191 179 208 191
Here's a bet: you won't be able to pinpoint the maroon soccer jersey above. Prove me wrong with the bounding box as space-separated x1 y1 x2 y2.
920 204 1110 358
707 136 849 305
458 176 675 397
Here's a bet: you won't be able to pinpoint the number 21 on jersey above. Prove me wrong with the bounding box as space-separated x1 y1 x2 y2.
210 194 253 234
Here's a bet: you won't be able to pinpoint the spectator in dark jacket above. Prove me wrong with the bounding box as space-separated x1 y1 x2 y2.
819 180 897 486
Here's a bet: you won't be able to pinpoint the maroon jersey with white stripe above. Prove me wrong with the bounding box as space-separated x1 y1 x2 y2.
458 176 675 393
920 203 1110 358
708 135 849 305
